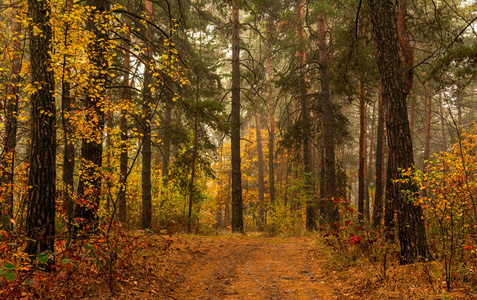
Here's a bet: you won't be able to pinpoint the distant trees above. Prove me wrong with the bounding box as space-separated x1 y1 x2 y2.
0 7 20 231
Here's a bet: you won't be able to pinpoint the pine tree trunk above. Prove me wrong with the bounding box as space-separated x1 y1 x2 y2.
296 0 316 230
118 3 131 224
118 0 131 224
457 87 462 128
267 58 275 206
255 113 266 229
373 81 385 227
231 0 244 233
105 110 112 213
424 86 432 167
225 173 231 227
409 93 415 141
141 0 153 229
384 149 395 238
366 101 376 221
188 116 198 232
25 0 56 258
358 80 367 221
439 91 447 152
319 134 326 217
61 3 75 233
161 101 172 185
368 0 431 264
75 0 110 232
318 8 339 227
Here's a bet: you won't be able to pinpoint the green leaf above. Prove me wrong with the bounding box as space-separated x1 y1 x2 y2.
3 263 15 270
37 252 49 263
61 258 70 265
3 270 15 281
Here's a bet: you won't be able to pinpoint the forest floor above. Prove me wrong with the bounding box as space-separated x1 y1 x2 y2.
94 233 474 300
25 232 475 299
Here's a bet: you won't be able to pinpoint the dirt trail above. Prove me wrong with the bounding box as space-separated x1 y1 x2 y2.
162 235 343 300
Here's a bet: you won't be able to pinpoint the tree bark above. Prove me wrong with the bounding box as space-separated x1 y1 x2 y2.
384 148 395 239
105 110 112 213
457 87 462 128
318 7 339 227
373 81 385 227
267 58 275 206
188 115 198 232
255 113 266 229
161 101 172 185
231 0 244 233
118 1 131 224
439 91 447 152
24 0 56 259
366 101 376 221
61 0 75 235
141 0 153 229
424 85 432 168
75 0 110 232
368 0 432 264
225 173 231 227
296 0 316 230
409 92 415 142
358 80 366 221
188 59 202 232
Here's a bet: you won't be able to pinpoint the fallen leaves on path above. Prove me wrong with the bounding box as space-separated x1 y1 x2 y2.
161 234 341 300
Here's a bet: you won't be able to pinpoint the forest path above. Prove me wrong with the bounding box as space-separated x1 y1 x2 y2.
161 234 343 300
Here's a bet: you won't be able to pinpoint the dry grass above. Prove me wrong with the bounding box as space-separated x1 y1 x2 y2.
311 237 477 299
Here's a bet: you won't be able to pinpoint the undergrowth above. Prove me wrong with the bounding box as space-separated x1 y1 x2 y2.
314 218 476 299
0 221 174 298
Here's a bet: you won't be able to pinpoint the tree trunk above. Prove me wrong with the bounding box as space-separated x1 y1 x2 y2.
439 91 447 152
384 148 395 238
318 7 339 227
118 2 131 224
457 87 462 128
161 101 172 185
319 133 326 217
105 110 113 213
373 81 385 227
1 8 21 230
75 0 110 232
358 80 366 221
267 58 275 206
24 0 56 259
366 101 376 221
225 173 231 227
295 0 316 230
188 116 198 232
141 0 153 229
424 86 432 168
368 0 431 264
255 113 266 229
61 0 75 234
231 0 244 233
